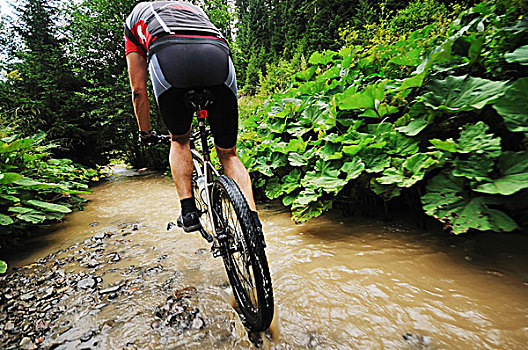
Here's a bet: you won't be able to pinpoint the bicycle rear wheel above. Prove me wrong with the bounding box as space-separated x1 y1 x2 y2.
212 175 274 331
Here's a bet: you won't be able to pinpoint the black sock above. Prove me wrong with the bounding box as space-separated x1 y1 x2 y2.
181 198 197 216
251 210 262 228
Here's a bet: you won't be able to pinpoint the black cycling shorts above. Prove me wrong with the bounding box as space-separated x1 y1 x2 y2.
150 39 238 149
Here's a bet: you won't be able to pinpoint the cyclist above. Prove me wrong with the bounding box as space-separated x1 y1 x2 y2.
124 1 262 233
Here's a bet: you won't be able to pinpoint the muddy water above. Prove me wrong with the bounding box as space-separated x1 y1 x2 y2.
7 172 528 349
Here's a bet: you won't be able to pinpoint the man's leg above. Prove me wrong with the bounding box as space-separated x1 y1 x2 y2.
216 145 257 211
169 130 193 199
169 130 201 232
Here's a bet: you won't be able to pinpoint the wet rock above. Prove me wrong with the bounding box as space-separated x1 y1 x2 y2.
99 285 121 295
90 222 99 227
107 292 118 300
4 321 15 332
19 337 36 349
109 253 121 263
403 333 432 348
77 277 97 290
195 248 208 255
20 292 35 301
34 319 50 332
191 317 205 330
93 232 106 240
39 286 55 299
80 330 95 342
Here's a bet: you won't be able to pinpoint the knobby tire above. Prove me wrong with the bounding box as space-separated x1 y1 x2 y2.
212 175 274 331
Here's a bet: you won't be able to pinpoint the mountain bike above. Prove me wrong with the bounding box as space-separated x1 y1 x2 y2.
162 89 274 332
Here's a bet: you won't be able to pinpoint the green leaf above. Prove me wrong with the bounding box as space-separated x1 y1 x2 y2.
0 139 33 154
337 81 385 111
0 214 13 226
430 138 458 152
453 155 493 182
309 50 337 65
457 122 501 157
319 143 343 160
475 151 528 195
288 152 308 167
0 195 20 203
0 260 7 274
264 178 282 199
282 194 296 206
16 212 47 224
0 172 23 185
397 116 429 136
388 48 422 66
504 45 528 65
359 150 391 173
421 75 507 112
281 169 302 194
421 173 518 234
370 182 401 199
302 160 349 194
384 131 419 155
493 78 528 133
26 199 72 213
340 158 365 180
13 177 63 190
396 72 426 92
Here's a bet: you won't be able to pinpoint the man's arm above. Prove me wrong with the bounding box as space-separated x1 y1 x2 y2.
126 52 151 134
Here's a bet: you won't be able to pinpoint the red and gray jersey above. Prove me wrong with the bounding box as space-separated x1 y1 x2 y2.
124 1 224 59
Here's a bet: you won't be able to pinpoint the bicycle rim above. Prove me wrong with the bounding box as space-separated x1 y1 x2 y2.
212 175 274 331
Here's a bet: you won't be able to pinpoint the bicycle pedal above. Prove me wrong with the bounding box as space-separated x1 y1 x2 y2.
211 245 222 258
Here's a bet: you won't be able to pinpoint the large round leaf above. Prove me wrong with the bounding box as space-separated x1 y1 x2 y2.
493 78 528 133
422 173 518 234
504 45 528 65
421 75 508 112
475 151 528 195
0 214 13 226
26 199 72 213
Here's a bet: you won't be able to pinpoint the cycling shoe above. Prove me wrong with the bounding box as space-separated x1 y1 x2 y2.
177 212 202 233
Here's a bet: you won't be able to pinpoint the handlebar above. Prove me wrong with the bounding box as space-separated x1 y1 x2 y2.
155 129 212 146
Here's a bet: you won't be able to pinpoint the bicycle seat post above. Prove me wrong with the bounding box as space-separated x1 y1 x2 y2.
196 109 211 163
184 89 215 164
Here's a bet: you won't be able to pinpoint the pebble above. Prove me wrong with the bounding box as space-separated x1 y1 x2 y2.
77 277 97 289
99 285 121 295
20 292 35 301
19 337 36 349
80 330 95 342
4 321 15 332
93 232 106 240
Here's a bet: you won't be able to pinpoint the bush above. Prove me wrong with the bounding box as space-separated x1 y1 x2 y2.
239 0 528 234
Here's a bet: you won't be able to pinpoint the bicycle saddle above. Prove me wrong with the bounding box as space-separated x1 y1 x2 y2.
183 89 215 111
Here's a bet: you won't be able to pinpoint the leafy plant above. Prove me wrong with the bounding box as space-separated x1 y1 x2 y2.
0 129 96 234
239 0 528 233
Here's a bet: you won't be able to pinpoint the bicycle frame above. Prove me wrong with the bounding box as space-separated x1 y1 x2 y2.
191 110 223 250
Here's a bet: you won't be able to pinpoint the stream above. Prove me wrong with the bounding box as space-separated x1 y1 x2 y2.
1 170 527 349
